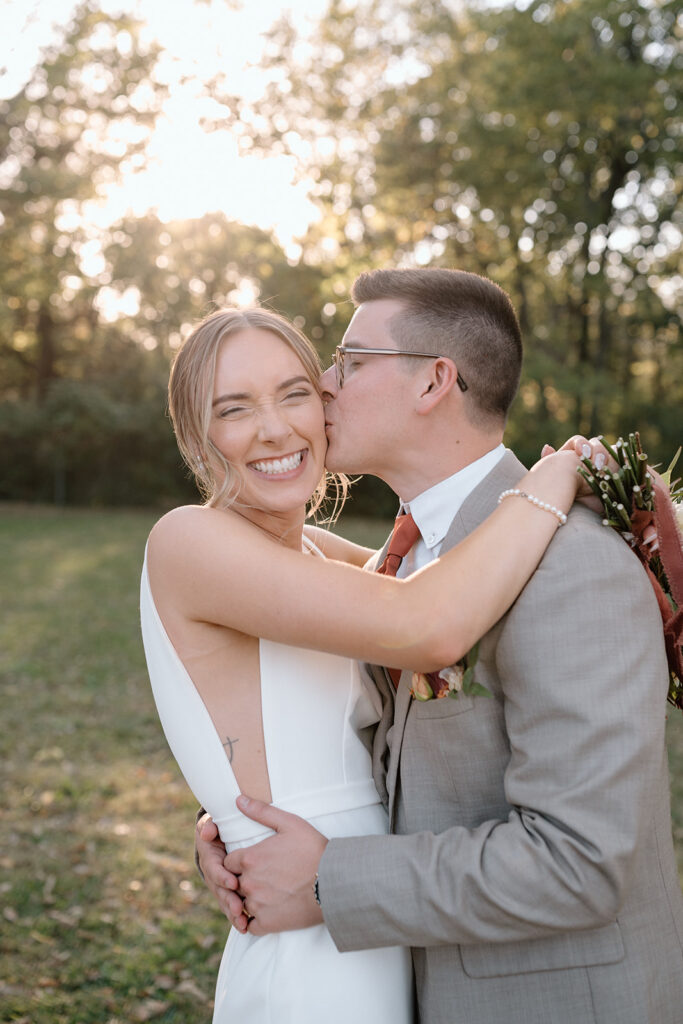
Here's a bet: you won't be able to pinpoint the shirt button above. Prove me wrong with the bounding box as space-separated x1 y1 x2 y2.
427 534 436 545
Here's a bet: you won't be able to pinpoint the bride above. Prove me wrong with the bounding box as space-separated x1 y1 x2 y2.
140 306 590 1023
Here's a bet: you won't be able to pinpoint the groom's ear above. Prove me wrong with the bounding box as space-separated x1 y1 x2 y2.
415 357 460 415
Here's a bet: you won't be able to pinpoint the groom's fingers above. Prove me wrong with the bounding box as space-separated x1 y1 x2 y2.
222 891 250 933
198 817 219 843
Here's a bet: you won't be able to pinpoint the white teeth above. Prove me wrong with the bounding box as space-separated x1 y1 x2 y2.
251 451 304 475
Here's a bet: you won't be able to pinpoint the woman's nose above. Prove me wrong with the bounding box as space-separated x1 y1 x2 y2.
257 405 292 442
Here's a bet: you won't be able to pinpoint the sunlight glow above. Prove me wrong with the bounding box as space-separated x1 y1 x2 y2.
2 0 331 245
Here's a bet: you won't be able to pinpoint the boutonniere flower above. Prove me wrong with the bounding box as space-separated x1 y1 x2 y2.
410 641 492 702
578 431 683 712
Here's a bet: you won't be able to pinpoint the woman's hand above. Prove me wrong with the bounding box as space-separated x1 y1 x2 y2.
540 435 614 513
540 436 657 546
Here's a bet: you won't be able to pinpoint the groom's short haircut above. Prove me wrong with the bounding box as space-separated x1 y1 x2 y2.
351 268 522 427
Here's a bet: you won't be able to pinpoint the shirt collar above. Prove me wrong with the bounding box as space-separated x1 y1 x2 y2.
402 444 505 551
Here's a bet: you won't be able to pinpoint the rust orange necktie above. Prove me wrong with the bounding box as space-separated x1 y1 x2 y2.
377 511 421 686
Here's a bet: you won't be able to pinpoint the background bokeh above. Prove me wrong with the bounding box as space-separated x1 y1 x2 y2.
1 1 681 1021
0 0 680 515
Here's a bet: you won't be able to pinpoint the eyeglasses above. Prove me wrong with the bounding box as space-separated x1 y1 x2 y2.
332 345 468 392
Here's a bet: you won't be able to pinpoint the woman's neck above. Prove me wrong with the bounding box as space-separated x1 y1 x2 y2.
230 502 307 551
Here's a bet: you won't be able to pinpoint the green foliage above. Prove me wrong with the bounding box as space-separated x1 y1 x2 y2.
0 206 333 505
0 1 333 506
210 0 682 466
0 0 680 510
0 3 167 400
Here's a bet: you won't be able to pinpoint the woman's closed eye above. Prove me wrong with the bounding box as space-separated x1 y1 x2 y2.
218 404 251 420
282 388 313 403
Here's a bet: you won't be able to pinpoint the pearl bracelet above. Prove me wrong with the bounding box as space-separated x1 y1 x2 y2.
498 488 568 526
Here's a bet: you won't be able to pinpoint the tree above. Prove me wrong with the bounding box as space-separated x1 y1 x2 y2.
0 200 332 504
208 0 682 465
0 2 166 401
100 211 331 359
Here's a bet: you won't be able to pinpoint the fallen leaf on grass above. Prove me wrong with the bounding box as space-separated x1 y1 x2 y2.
145 850 188 873
132 998 167 1021
175 978 209 1000
48 906 84 925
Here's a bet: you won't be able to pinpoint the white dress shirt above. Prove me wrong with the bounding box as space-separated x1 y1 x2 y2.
396 444 505 576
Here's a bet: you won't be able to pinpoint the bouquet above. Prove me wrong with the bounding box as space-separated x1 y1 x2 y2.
578 432 683 712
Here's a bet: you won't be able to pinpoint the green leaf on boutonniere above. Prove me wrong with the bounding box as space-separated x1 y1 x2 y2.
465 681 494 698
462 672 493 698
466 640 480 668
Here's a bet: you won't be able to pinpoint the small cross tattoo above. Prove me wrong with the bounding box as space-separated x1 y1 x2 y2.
222 736 239 763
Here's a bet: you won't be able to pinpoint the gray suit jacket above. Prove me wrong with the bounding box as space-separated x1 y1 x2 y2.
319 451 683 1024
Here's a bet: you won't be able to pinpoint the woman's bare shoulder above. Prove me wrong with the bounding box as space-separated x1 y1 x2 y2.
147 504 258 564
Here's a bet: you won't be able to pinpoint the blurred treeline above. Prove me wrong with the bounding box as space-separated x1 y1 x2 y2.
1 0 681 516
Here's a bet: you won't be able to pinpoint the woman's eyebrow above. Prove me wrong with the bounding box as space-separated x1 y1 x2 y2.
212 391 250 406
212 376 310 407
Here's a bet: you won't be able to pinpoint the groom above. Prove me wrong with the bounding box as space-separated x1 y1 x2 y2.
197 269 683 1022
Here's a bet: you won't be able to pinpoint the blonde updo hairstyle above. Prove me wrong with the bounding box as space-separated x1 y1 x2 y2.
169 307 346 518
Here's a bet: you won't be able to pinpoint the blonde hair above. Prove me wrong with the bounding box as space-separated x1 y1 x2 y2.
168 307 347 519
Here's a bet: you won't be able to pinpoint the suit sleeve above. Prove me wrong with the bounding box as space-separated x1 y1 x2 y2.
318 508 671 949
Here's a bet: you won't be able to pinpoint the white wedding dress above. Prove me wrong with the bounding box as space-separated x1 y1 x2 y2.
140 549 413 1023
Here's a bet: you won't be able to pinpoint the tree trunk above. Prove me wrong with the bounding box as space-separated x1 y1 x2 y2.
36 305 56 402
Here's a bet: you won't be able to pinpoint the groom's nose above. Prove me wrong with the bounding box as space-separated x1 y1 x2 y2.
320 364 337 401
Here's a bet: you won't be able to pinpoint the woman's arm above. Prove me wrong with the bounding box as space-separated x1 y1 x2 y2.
302 524 376 567
147 450 582 672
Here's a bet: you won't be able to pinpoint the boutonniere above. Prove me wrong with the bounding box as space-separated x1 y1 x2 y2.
410 641 492 702
578 431 683 712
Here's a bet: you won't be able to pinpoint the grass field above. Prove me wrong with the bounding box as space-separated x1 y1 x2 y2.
1 504 682 1024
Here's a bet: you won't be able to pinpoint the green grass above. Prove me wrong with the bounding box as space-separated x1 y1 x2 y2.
1 505 681 1023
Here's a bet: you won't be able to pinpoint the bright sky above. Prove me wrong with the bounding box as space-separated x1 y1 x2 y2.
1 0 335 249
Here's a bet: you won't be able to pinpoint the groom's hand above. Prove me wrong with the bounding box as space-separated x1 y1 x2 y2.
224 795 328 936
195 813 250 932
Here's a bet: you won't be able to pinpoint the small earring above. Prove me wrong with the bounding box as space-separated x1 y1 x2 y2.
195 453 206 471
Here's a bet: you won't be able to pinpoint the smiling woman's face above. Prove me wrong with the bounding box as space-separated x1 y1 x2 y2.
208 327 326 518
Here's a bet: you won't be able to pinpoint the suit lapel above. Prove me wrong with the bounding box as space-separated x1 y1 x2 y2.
366 533 400 707
385 450 528 824
441 449 528 551
364 529 400 808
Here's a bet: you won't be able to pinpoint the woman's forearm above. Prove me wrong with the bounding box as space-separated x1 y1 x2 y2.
397 451 580 670
150 451 581 672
